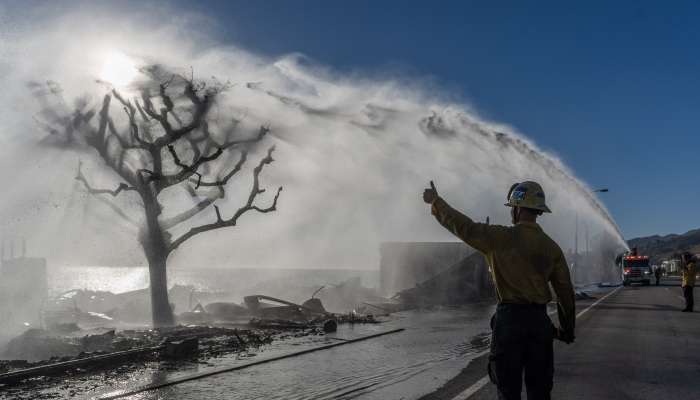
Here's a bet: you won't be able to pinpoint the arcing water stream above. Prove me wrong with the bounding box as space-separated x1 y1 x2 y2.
0 5 626 283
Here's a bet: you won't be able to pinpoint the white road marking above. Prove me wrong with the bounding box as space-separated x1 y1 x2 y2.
451 286 623 399
574 286 623 319
451 376 491 400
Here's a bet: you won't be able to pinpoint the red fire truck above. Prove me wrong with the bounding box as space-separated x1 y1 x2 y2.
621 254 652 286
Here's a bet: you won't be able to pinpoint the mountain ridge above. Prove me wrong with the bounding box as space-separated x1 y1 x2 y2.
627 228 700 264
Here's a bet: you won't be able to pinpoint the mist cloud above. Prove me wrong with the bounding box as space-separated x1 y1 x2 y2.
0 3 626 273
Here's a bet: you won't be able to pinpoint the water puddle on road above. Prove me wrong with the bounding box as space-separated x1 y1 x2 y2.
91 305 495 400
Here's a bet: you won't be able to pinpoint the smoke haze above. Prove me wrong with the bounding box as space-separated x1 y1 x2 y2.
0 3 627 274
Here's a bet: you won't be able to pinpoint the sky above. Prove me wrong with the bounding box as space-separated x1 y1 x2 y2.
172 0 700 239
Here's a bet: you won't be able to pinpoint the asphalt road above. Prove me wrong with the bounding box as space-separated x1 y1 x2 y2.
422 278 700 400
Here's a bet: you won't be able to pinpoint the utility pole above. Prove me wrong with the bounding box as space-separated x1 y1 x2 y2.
590 188 610 255
575 213 579 256
572 213 579 282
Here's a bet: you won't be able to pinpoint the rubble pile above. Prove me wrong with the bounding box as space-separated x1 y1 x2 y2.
0 277 389 399
0 326 273 377
1 292 383 385
44 285 206 327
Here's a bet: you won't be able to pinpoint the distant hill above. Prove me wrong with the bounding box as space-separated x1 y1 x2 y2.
628 228 700 264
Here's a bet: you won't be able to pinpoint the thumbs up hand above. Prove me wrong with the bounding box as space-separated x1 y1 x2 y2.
423 180 439 204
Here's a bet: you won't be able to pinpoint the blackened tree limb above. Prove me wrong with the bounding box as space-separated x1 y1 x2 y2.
159 186 224 231
75 162 140 228
105 115 144 152
184 80 203 106
139 80 215 149
84 95 139 186
112 90 154 149
193 150 248 188
183 126 268 188
139 88 163 122
245 146 275 206
134 99 151 122
153 97 211 147
220 125 270 150
160 78 176 112
170 144 223 176
92 195 141 229
168 146 282 252
75 161 137 197
159 79 184 126
156 144 223 190
160 125 268 190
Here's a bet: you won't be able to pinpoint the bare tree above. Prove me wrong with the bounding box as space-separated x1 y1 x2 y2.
32 66 282 327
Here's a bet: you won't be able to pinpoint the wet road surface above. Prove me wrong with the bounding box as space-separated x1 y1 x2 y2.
426 278 700 400
66 304 495 400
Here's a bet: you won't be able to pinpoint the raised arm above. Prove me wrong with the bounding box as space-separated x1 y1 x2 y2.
423 181 509 254
431 197 508 254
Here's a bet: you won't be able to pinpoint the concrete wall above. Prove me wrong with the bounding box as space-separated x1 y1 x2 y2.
379 242 474 296
0 257 48 332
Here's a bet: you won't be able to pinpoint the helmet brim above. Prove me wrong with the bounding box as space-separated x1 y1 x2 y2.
504 203 552 213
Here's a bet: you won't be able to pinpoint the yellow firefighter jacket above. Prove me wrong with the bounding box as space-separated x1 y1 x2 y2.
432 197 576 333
682 261 696 287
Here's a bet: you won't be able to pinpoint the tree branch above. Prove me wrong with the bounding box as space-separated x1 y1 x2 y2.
75 161 137 197
169 146 282 252
74 162 140 228
139 79 215 149
220 125 270 150
165 144 224 188
112 89 153 149
157 124 268 190
83 94 139 186
194 150 248 188
92 195 141 229
184 125 268 188
159 186 224 231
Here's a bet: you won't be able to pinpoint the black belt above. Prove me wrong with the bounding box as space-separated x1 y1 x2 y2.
497 302 547 311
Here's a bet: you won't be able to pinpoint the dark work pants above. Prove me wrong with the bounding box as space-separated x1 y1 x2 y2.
683 286 694 311
489 303 554 400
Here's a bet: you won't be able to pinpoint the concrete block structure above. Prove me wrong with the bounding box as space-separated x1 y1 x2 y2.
379 242 474 296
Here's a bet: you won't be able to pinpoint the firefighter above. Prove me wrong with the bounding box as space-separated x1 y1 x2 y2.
654 266 662 286
681 252 696 312
423 180 575 400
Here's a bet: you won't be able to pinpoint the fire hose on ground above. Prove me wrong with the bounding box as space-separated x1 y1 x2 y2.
96 327 405 400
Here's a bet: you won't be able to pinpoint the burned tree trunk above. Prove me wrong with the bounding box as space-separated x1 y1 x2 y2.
33 66 283 328
140 193 175 327
144 248 173 327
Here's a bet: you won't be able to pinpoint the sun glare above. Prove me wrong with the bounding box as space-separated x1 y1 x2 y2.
99 51 138 87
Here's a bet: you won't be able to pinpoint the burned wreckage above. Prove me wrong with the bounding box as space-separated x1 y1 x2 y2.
0 242 499 392
0 278 382 390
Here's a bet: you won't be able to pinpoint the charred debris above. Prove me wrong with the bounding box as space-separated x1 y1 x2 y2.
0 243 506 389
0 278 384 388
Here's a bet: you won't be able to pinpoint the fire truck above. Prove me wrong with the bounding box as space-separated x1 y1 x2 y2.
620 252 653 286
